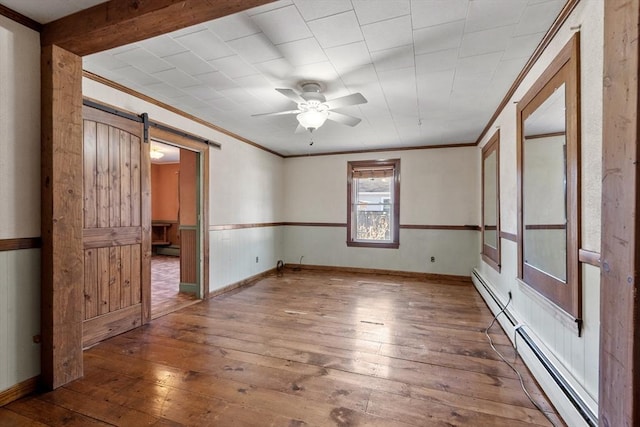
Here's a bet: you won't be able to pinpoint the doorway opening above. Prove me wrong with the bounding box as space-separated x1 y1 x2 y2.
150 140 201 318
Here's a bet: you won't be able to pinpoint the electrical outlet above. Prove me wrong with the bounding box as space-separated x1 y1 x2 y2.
430 256 435 262
255 256 259 263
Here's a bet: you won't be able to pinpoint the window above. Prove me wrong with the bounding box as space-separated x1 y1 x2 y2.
347 159 400 248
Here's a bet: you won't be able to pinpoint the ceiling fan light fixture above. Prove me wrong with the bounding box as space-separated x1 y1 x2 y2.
297 109 328 131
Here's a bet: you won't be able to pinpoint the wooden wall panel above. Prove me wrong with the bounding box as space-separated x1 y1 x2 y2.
83 121 97 229
83 249 98 320
151 164 180 222
97 247 109 315
131 245 141 305
108 246 121 312
96 123 109 228
109 128 121 227
180 228 197 285
130 136 141 228
120 245 132 308
120 132 131 227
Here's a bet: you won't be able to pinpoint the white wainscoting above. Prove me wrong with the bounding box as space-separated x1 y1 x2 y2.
0 249 40 393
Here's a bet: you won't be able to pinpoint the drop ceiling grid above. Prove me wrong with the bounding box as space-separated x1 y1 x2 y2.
79 0 567 155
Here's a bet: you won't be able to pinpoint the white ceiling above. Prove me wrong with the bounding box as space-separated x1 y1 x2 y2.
3 0 567 156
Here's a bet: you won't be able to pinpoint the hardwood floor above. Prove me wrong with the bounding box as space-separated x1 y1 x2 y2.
1 270 563 426
151 255 198 319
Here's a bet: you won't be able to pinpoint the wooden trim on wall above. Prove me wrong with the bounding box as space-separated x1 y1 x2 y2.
400 224 481 231
208 267 277 299
284 142 476 159
500 231 518 242
83 72 283 159
0 4 42 32
525 131 567 140
209 222 482 231
524 224 567 230
41 0 275 56
600 1 640 424
284 263 472 285
0 375 40 406
0 237 41 251
475 0 581 146
578 249 600 268
481 130 501 272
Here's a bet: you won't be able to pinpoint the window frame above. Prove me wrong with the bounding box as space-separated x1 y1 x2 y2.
346 159 400 249
482 130 501 272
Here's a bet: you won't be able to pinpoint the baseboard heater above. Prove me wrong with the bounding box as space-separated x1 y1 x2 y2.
472 270 597 427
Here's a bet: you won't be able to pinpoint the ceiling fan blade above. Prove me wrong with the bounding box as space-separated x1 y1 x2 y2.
251 109 301 117
276 88 306 104
328 111 362 127
295 124 307 134
323 93 367 109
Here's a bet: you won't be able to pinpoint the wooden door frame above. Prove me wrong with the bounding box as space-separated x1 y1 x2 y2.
40 0 272 389
150 126 210 299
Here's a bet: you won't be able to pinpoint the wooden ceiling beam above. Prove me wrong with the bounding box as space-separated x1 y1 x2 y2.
41 0 275 56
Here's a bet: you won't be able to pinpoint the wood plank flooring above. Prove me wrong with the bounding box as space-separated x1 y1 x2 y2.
1 270 563 426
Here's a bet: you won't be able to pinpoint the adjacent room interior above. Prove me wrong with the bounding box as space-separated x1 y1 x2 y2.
0 1 636 426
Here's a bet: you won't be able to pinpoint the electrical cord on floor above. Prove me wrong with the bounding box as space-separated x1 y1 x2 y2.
484 296 558 427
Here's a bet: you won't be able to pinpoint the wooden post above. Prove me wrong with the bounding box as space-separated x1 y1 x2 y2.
41 44 84 389
600 0 640 425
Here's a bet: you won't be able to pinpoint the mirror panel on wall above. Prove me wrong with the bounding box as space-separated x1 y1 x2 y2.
517 33 581 320
482 130 500 271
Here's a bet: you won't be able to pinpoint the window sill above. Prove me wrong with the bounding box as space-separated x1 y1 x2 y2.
346 241 399 249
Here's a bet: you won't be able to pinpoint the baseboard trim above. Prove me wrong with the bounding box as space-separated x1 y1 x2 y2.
472 268 597 427
284 263 471 284
0 376 40 407
179 282 198 294
207 268 277 299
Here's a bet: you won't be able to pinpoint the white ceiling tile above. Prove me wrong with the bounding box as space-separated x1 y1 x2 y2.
139 35 188 58
254 58 296 81
144 83 187 100
113 66 162 86
458 25 513 57
151 68 201 88
352 0 410 25
307 11 363 49
162 51 216 76
455 51 504 77
289 61 340 87
227 33 282 64
514 1 566 36
414 21 465 55
195 71 239 90
83 53 129 71
180 85 223 101
245 0 293 16
113 47 172 74
252 5 312 45
169 24 209 38
293 0 352 21
362 15 413 52
465 0 527 33
278 37 327 66
207 13 261 41
415 48 458 74
208 97 242 112
371 44 414 72
410 0 468 29
325 42 372 74
173 29 235 61
208 55 258 79
339 64 379 87
452 71 493 95
503 32 545 60
218 87 258 104
417 70 454 102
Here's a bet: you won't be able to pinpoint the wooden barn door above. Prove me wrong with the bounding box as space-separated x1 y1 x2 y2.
82 105 151 348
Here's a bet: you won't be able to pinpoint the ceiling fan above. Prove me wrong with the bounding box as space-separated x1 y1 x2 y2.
252 82 367 133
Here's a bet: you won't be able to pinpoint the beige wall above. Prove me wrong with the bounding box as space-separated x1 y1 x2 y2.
151 163 180 222
0 15 41 393
283 147 480 275
476 1 603 423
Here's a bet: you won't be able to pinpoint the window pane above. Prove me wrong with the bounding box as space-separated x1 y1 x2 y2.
354 177 392 241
